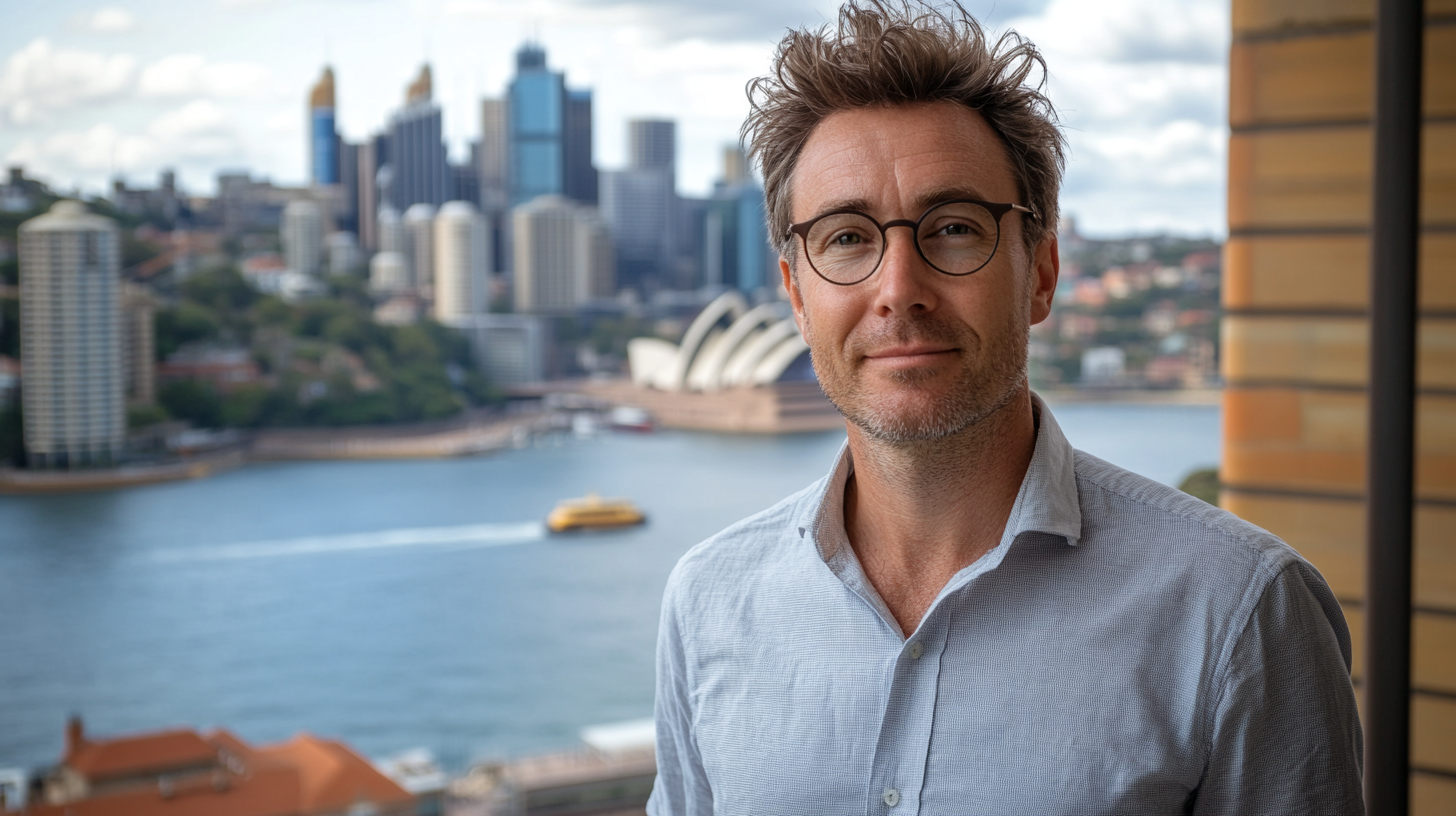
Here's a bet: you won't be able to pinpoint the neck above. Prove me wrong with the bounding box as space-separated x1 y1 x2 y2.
842 386 1038 634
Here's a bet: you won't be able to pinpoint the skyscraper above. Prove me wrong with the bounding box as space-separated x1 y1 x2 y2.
309 67 339 186
404 203 436 295
629 120 675 176
433 201 491 321
508 44 596 207
281 199 324 276
513 195 612 313
18 201 124 469
479 97 511 273
600 119 677 294
564 89 597 204
704 147 771 294
389 65 450 210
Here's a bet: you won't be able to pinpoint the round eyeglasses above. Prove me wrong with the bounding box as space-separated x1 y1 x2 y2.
786 199 1036 286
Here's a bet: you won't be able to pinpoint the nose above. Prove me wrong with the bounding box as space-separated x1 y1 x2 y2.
870 224 939 317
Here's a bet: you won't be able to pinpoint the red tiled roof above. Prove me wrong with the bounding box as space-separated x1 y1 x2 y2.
66 729 217 782
256 733 413 814
32 724 413 816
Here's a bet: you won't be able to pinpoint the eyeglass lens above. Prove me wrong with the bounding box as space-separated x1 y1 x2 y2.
804 201 1000 284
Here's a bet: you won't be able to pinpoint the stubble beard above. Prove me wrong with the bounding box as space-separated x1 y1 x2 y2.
804 310 1030 446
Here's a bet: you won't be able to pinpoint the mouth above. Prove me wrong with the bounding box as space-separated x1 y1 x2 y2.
862 344 958 367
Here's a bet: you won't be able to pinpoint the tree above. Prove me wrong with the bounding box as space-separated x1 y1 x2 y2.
158 379 222 428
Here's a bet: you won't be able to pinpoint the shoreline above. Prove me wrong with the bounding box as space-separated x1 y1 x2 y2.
0 387 1223 494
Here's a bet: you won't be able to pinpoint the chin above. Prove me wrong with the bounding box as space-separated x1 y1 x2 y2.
827 376 1023 445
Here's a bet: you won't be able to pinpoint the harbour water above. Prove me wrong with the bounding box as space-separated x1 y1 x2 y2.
0 401 1220 771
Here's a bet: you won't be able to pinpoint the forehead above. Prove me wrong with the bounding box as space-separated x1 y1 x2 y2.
789 102 1019 219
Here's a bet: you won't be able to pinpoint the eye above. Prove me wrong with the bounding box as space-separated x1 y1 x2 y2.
833 232 864 246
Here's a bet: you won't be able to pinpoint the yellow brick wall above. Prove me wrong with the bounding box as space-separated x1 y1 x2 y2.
1225 3 1456 810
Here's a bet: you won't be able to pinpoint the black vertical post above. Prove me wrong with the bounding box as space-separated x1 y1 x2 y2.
1366 0 1423 814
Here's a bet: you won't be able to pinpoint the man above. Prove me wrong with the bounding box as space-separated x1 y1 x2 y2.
648 2 1363 814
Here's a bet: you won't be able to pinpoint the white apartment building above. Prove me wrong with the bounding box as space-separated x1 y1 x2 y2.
512 195 612 314
281 199 323 276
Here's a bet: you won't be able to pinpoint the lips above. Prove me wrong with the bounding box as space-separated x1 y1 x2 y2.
864 343 956 360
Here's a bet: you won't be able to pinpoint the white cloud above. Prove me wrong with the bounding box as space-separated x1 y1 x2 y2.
80 7 139 33
137 54 272 99
0 39 139 125
5 102 251 193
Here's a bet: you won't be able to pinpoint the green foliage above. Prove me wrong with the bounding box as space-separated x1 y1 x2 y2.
155 302 222 359
1 258 17 286
181 267 257 314
127 403 169 429
159 379 222 428
1178 468 1220 506
153 261 501 427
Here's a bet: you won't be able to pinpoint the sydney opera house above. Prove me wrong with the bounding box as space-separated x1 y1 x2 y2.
586 292 841 433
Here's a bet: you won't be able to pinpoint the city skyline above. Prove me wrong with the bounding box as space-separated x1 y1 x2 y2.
0 0 1229 238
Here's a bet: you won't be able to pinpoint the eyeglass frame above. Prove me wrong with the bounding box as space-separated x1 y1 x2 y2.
785 198 1038 286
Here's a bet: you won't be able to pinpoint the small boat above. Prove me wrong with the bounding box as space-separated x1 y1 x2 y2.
609 406 655 433
547 493 647 533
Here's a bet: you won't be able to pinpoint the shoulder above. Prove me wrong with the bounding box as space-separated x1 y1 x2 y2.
661 477 825 612
1071 449 1306 583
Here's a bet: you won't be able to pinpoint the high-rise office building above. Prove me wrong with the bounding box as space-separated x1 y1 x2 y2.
309 67 339 186
600 119 678 294
513 195 612 313
338 141 360 234
18 201 124 469
433 201 491 321
404 203 436 295
281 199 324 276
356 140 381 251
629 120 675 175
704 147 771 294
601 168 673 293
564 89 597 204
508 44 596 207
478 97 511 274
389 65 451 210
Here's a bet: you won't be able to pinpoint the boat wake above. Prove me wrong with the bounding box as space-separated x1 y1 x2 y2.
150 522 546 563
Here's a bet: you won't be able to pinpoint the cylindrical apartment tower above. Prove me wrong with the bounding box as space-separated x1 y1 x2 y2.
281 199 323 277
18 200 124 469
433 201 490 321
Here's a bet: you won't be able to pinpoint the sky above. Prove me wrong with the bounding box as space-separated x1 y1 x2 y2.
0 0 1229 238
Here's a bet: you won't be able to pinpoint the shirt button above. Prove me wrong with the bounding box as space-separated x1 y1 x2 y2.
909 642 923 660
883 788 900 807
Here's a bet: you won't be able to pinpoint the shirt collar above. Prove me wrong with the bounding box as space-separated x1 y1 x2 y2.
803 391 1083 563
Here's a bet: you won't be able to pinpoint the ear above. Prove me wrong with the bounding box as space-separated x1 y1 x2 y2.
1029 234 1059 326
781 255 807 334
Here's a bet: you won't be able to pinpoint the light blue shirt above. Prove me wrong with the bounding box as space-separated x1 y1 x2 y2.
649 397 1363 815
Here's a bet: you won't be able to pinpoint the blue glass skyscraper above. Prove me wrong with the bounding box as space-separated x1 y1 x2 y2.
508 44 596 207
509 45 564 206
309 67 339 186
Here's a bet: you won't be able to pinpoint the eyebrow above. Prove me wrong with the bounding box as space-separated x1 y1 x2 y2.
805 187 997 223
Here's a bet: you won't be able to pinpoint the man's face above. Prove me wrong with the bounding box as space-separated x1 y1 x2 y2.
782 101 1058 443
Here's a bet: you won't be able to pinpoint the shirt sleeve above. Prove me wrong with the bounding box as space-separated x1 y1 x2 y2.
1193 561 1365 815
646 573 714 816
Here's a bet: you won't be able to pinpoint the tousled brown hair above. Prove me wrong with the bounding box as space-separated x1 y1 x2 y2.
744 0 1065 262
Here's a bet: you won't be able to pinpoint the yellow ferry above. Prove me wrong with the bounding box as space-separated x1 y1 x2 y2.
547 493 646 533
